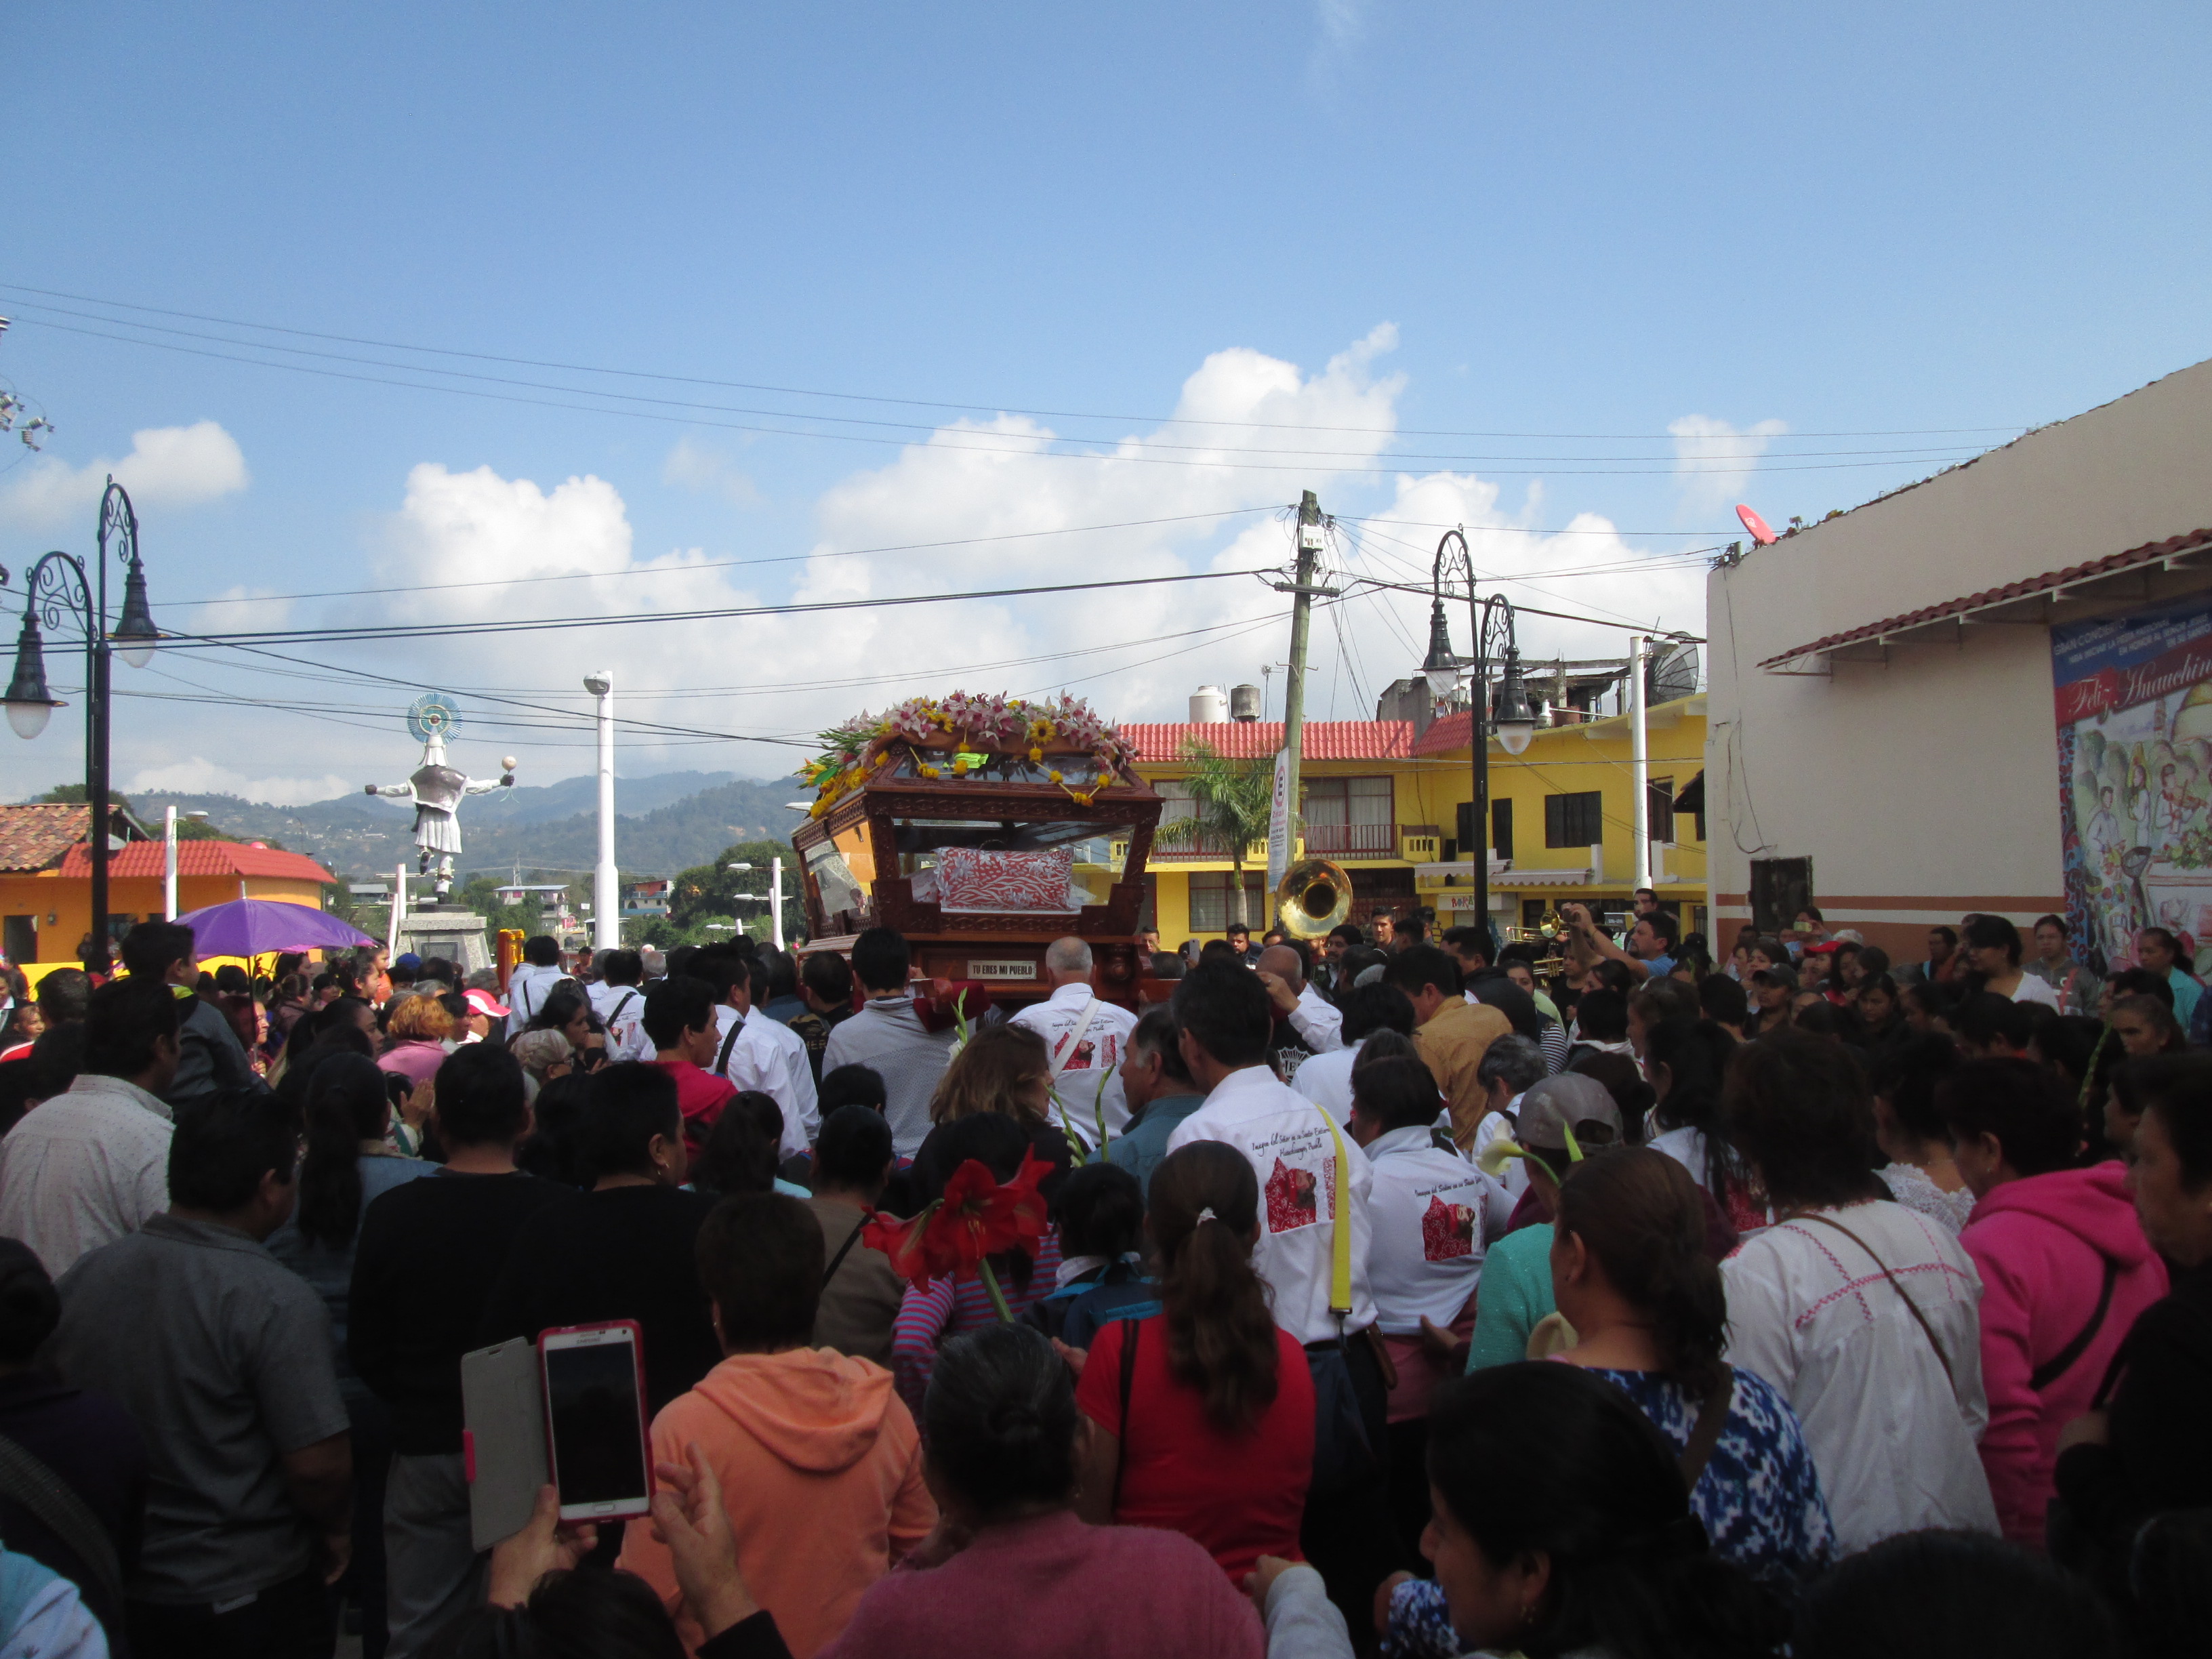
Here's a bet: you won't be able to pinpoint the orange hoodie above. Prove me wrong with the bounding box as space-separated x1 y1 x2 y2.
617 1347 936 1657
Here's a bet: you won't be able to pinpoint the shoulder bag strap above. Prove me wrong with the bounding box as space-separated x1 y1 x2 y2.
2029 1256 2122 1393
1313 1103 1355 1317
1678 1377 1733 1493
716 1017 745 1076
821 1210 871 1289
0 1431 123 1614
1791 1213 1954 1387
1111 1316 1141 1512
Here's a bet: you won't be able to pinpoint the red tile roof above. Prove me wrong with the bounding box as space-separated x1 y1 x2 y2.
0 805 94 874
56 840 335 882
1412 711 1475 757
1759 527 2212 670
1123 720 1416 763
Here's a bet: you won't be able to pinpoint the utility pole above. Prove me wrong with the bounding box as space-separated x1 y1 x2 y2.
1273 492 1330 926
586 670 619 952
1629 635 1653 893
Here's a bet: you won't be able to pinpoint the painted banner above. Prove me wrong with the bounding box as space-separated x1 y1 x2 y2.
2054 594 2212 974
1266 748 1292 899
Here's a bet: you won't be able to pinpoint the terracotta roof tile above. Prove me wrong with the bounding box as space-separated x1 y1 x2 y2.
0 805 93 874
56 840 335 882
1759 527 2212 670
1123 720 1415 763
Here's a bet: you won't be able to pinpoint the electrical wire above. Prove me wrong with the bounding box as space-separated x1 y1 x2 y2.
0 280 2036 443
149 565 1283 650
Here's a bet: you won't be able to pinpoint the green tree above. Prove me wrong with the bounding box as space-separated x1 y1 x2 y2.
1152 740 1277 929
457 874 543 941
668 838 804 935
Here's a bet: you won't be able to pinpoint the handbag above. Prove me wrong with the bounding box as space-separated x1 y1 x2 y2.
1305 1104 1377 1495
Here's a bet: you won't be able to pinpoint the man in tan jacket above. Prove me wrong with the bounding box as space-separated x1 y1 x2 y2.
1383 945 1511 1150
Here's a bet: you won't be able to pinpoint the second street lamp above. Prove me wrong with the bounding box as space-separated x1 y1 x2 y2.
0 478 159 972
1425 529 1535 952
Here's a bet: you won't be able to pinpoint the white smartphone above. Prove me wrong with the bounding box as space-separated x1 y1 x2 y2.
538 1321 653 1522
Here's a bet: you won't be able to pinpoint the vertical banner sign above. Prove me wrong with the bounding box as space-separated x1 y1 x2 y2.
1267 747 1292 901
2052 594 2212 976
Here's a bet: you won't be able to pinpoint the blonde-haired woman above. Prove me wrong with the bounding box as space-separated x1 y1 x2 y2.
912 1022 1071 1202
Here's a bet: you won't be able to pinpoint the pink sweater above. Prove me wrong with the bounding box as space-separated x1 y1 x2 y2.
1959 1162 2168 1546
819 1509 1263 1659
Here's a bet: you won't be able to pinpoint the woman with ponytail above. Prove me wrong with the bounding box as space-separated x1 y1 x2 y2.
1072 1139 1315 1580
1551 1147 1833 1582
267 1052 433 1659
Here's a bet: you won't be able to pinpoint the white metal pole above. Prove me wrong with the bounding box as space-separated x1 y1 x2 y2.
588 670 619 952
769 856 785 951
388 861 407 958
1629 634 1652 893
164 806 179 920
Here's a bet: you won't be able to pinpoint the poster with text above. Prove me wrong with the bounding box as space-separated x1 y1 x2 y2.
2053 594 2212 975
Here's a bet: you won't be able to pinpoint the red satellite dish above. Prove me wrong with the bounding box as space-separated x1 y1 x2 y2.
1736 504 1778 546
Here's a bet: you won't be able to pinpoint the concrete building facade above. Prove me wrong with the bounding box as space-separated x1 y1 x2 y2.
1705 359 2212 966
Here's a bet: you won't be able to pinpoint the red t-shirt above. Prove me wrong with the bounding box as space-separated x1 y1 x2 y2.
653 1060 736 1153
1076 1313 1315 1580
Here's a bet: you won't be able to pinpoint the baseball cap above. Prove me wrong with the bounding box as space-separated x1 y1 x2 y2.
1515 1073 1624 1158
393 952 423 972
1751 961 1801 990
464 987 510 1018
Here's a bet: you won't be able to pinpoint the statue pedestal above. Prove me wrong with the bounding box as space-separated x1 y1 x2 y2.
395 904 494 975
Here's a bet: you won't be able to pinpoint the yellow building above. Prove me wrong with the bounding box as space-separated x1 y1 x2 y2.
0 803 336 970
1124 697 1708 945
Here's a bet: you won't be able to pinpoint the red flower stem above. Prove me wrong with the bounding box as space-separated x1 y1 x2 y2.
977 1257 1014 1324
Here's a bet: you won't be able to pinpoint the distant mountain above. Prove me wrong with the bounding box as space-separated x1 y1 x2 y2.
120 771 804 880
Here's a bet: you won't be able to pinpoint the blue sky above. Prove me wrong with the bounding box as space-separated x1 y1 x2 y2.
3 1 2207 803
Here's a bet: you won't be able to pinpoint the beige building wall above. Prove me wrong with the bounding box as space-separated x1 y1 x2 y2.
1706 357 2212 960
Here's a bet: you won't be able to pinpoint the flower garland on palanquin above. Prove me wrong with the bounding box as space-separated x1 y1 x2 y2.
799 691 1135 817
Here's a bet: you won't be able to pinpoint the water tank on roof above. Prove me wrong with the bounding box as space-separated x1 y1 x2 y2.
1229 684 1263 722
1190 684 1229 724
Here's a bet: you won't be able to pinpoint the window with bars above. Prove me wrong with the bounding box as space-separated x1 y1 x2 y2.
1302 775 1395 857
1648 777 1674 849
1545 791 1604 848
1188 871 1270 933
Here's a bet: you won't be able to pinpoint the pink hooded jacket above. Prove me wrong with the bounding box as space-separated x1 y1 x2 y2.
1959 1162 2168 1547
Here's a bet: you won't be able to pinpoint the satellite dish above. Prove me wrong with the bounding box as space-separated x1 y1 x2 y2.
1736 505 1778 546
407 693 462 743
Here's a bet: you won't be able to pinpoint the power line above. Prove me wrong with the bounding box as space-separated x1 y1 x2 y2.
20 312 1992 479
150 565 1282 650
159 505 1277 610
0 280 2036 443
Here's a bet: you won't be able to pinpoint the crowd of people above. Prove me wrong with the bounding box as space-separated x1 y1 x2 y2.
0 892 2203 1659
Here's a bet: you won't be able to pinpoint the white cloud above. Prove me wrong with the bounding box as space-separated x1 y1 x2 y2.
1 420 249 528
149 328 1707 803
126 756 355 808
1668 414 1788 515
661 438 762 506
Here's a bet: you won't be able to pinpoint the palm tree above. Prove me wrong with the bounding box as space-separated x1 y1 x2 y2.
1153 739 1277 929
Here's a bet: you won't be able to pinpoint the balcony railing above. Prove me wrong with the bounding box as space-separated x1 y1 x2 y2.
1303 822 1397 857
1151 830 1263 861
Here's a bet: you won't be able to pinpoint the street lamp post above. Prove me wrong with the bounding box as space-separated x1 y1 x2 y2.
1423 529 1534 954
2 480 159 972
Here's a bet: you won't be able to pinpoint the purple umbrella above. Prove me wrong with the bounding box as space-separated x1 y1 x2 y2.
174 898 378 958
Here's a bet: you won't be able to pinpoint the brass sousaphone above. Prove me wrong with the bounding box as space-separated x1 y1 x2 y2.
1275 857 1353 940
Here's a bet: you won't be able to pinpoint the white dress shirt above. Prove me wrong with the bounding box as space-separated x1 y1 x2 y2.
1360 1125 1502 1334
1286 983 1345 1054
1009 981 1140 1139
712 1004 819 1158
1293 1038 1363 1124
1722 1200 1999 1551
588 981 655 1063
1166 1065 1376 1343
0 1073 174 1277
